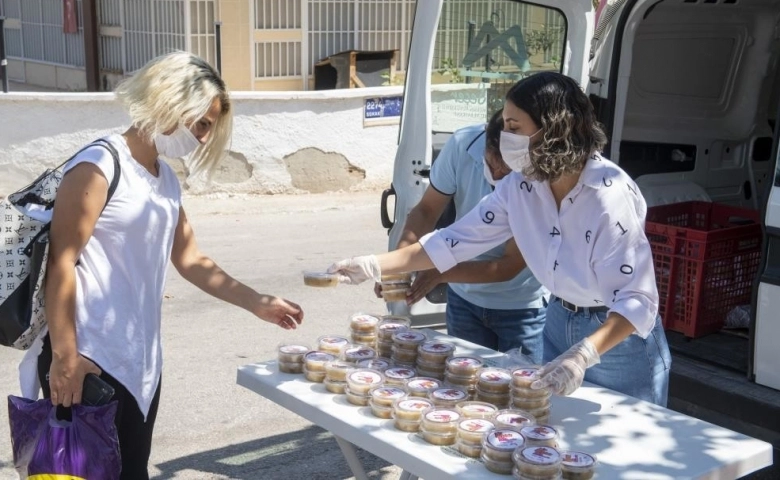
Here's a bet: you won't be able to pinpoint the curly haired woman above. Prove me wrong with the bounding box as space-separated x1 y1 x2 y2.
328 72 672 406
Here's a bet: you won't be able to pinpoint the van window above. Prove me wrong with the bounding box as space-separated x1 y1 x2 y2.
430 1 567 134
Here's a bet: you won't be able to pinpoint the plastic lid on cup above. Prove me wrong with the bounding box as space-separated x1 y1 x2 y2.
520 425 558 442
484 428 525 451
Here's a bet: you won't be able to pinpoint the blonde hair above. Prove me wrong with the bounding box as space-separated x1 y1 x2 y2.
115 51 232 175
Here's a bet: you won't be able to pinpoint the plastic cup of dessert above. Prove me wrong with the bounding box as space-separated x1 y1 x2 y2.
511 466 563 480
392 330 427 350
302 365 327 383
420 407 461 433
520 425 559 448
346 368 386 395
559 450 597 480
475 388 510 408
455 439 484 458
278 361 304 374
444 371 478 388
421 429 457 446
344 385 371 406
349 312 381 332
317 335 350 356
277 344 311 363
378 318 411 341
350 331 378 344
302 271 339 288
392 397 434 431
446 356 485 376
455 401 499 419
512 384 553 399
341 344 378 363
511 390 552 410
511 366 541 388
405 377 442 397
414 367 445 381
481 428 526 463
323 377 347 394
382 288 409 302
357 357 393 372
324 360 353 382
476 367 513 394
417 341 456 363
384 366 417 386
416 357 448 373
492 409 536 429
369 385 408 408
456 418 495 444
512 446 562 478
391 345 419 364
428 386 470 408
526 406 552 426
369 399 395 419
303 351 337 373
480 451 515 475
381 273 413 283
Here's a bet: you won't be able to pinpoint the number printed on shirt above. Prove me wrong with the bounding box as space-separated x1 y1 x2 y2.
482 210 495 224
446 237 459 248
519 181 532 193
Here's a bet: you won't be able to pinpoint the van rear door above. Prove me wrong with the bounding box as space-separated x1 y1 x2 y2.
381 0 595 325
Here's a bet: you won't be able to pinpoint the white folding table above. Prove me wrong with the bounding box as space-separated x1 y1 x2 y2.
237 329 772 479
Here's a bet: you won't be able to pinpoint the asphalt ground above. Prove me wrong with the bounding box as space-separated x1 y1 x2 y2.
0 191 403 479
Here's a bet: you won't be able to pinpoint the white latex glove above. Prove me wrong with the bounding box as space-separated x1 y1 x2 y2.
530 338 600 396
327 255 381 285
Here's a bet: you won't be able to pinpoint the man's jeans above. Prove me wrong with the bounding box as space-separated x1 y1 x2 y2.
445 286 546 363
543 296 672 406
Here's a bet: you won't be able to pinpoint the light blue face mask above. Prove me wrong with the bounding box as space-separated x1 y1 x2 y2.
154 125 200 158
499 130 541 173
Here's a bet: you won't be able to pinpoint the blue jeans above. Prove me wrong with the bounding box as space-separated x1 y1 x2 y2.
446 286 546 363
543 297 672 406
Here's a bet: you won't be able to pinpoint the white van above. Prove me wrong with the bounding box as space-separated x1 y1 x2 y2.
381 0 780 462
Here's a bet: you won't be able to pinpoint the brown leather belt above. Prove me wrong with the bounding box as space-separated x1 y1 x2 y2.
557 297 609 314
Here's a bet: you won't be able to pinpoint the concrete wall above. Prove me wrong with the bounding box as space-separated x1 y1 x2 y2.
0 86 403 196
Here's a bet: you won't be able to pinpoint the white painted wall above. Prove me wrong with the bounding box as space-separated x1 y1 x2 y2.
0 86 404 196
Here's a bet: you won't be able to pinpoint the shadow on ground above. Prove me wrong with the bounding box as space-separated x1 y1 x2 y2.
151 425 396 480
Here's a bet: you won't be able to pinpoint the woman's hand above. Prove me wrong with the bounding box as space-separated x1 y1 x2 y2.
530 339 600 396
406 270 443 305
327 255 381 285
48 354 102 407
253 295 304 330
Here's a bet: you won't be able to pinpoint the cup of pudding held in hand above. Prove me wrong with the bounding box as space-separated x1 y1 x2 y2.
303 271 339 287
380 273 412 302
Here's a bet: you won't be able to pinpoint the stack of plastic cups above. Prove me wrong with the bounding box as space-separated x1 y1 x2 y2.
480 428 526 475
419 407 461 446
349 313 381 349
344 368 385 406
511 366 552 424
302 351 336 383
559 451 598 479
383 366 417 387
376 316 411 358
323 360 353 393
415 340 456 380
512 446 563 480
368 385 408 419
391 330 427 367
492 409 536 430
340 344 377 364
277 344 310 374
520 425 559 448
444 356 484 399
380 273 412 302
475 367 513 407
392 397 435 432
454 417 495 458
317 335 350 356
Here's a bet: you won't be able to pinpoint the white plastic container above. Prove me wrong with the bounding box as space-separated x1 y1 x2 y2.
417 341 456 363
384 366 417 386
477 367 513 394
346 368 386 395
302 271 339 288
446 356 484 376
456 418 495 444
369 385 408 408
455 401 498 419
349 313 381 333
357 357 393 372
406 377 442 397
303 351 337 373
277 344 310 363
428 387 470 408
492 409 536 429
341 344 377 363
559 450 597 480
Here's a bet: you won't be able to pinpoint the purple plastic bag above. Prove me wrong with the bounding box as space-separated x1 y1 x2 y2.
8 395 121 479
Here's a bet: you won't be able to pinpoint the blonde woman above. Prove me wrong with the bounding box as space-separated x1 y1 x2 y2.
39 52 303 478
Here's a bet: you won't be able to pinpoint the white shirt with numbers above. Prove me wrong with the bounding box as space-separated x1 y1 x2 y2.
420 153 659 338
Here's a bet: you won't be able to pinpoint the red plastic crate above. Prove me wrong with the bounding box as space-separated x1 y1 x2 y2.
645 201 762 338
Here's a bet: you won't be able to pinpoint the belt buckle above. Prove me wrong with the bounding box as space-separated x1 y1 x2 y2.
560 299 579 313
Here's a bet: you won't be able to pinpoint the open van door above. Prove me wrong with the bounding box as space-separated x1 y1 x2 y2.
380 0 595 326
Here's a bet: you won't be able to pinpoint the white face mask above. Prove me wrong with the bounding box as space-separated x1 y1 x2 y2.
483 160 496 186
499 130 540 173
154 125 200 158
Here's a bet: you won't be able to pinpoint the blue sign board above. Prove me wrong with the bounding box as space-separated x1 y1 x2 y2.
364 96 403 125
